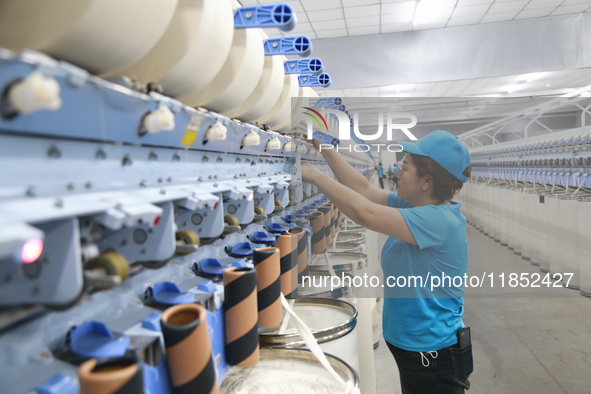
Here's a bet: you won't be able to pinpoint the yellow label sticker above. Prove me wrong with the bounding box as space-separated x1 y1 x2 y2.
181 130 198 146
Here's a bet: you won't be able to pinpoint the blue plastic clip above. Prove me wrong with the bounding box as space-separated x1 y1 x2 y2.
229 242 254 257
284 58 323 74
198 279 216 294
153 282 195 305
284 215 306 225
294 210 308 218
299 73 331 87
264 36 312 56
313 130 340 147
199 259 226 275
234 3 296 31
268 223 288 233
141 313 162 332
252 231 276 244
36 374 78 394
70 321 130 359
232 259 248 268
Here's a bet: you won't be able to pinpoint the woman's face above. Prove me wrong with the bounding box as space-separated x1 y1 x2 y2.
395 154 426 202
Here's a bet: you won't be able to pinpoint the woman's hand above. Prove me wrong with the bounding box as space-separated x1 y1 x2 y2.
301 162 323 184
305 136 321 151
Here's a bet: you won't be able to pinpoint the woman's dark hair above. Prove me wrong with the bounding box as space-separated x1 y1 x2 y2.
409 153 471 202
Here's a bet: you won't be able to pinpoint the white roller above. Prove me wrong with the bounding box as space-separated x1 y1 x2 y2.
117 0 234 98
255 74 298 125
490 187 499 241
0 0 178 76
526 192 540 265
537 195 551 273
498 187 508 245
222 32 285 121
180 8 265 112
511 190 524 255
546 196 562 276
506 187 515 250
558 196 580 289
577 198 591 297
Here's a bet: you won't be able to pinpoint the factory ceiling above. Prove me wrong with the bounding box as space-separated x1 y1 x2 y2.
242 0 591 146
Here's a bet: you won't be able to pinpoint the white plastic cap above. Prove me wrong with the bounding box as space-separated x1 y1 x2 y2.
143 106 175 134
9 72 62 114
243 131 260 147
206 121 227 142
296 145 308 154
266 137 281 151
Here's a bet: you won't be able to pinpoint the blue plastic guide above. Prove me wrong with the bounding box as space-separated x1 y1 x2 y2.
284 58 323 74
264 36 312 56
298 73 331 87
234 3 297 31
313 130 340 147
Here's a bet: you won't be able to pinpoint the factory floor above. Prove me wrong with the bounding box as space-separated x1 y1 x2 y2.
373 205 591 394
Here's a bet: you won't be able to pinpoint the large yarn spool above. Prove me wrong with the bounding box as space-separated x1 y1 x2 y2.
223 267 260 366
253 247 283 329
254 74 298 126
0 0 178 76
221 31 285 122
179 2 265 112
118 0 234 98
78 355 143 394
160 303 219 394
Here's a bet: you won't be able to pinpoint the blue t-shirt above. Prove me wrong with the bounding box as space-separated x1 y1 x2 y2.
381 193 468 352
377 167 383 177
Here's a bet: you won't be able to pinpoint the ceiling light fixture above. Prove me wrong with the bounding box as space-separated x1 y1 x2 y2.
413 0 446 26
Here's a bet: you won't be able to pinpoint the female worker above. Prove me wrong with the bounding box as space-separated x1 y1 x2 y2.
301 130 473 394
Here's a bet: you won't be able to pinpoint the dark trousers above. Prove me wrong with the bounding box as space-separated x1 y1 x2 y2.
379 177 384 189
386 341 472 394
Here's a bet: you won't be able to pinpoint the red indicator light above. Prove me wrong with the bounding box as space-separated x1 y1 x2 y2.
153 216 161 226
22 238 43 263
213 201 219 210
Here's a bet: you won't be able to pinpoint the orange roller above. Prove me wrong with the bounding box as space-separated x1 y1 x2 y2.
160 303 219 394
253 247 282 329
222 267 259 366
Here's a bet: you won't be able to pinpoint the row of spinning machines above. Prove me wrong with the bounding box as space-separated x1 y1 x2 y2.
0 1 376 393
456 130 591 297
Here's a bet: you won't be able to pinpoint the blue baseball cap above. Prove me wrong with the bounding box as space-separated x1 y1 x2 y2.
397 130 471 183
